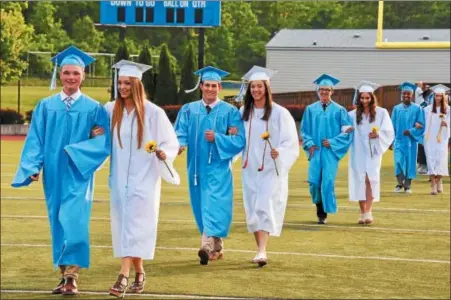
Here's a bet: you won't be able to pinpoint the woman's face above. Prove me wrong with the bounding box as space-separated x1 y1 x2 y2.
250 80 266 102
118 76 132 99
435 93 444 104
360 92 372 108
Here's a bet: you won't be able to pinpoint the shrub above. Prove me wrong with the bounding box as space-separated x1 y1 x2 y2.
161 105 182 123
283 104 306 122
0 109 25 124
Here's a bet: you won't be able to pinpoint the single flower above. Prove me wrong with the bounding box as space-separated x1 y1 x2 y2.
145 140 157 153
261 131 270 140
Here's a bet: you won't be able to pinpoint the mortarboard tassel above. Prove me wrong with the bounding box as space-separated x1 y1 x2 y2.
235 79 247 102
185 76 201 94
50 60 58 90
114 68 118 99
352 88 358 106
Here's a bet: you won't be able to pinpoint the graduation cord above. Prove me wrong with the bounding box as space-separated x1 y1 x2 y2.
258 120 269 172
194 104 200 186
208 102 221 165
242 107 253 169
425 111 433 142
125 112 136 198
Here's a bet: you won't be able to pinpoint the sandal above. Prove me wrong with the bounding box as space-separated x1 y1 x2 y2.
129 272 146 294
109 274 129 298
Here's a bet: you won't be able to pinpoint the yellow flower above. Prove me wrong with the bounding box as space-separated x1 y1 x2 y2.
440 113 445 119
145 140 157 153
371 126 379 133
261 131 270 140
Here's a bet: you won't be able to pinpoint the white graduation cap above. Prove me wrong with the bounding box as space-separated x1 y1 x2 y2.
236 66 278 102
430 84 450 95
112 60 152 98
352 80 381 105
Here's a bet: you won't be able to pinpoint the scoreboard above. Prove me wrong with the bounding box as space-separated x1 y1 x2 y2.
100 0 221 27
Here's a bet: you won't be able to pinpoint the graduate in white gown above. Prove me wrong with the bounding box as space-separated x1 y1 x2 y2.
235 66 299 266
423 84 450 195
92 60 180 298
348 81 394 224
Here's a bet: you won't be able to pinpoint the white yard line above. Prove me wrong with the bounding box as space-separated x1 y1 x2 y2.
1 243 449 264
1 215 449 235
2 196 449 214
0 289 247 299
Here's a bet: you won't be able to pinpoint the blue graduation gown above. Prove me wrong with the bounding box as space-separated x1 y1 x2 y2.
300 101 353 213
12 93 111 268
174 100 245 237
391 103 425 179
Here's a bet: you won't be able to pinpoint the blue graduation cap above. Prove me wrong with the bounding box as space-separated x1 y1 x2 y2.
400 82 417 93
185 66 229 93
313 74 340 88
49 45 95 90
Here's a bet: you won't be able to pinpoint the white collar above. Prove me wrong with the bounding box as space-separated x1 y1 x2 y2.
60 89 82 101
202 98 220 109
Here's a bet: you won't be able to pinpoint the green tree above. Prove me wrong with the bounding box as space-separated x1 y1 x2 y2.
111 43 129 100
0 7 33 83
154 44 178 106
137 45 156 101
178 43 199 104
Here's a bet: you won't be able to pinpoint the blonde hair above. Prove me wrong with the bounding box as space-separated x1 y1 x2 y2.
111 77 147 149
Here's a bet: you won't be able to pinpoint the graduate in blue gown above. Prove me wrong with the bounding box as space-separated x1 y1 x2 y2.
390 82 425 194
174 66 245 265
300 74 353 224
11 46 111 295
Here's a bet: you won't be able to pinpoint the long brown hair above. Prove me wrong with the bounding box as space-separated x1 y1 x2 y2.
111 77 147 149
432 93 447 114
242 80 273 121
356 92 378 125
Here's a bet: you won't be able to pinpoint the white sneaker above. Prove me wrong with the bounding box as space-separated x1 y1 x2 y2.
364 212 374 224
252 252 267 263
358 214 365 225
404 188 412 194
394 185 403 193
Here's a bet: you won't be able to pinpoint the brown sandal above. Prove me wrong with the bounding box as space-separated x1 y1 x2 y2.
129 272 146 294
109 274 128 298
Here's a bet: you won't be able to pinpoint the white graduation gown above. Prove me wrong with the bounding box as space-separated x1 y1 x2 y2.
105 101 180 259
240 104 299 236
348 107 394 201
424 105 450 176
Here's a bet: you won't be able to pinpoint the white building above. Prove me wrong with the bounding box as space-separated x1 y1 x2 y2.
266 29 451 93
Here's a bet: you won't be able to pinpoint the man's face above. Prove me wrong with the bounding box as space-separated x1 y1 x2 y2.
318 86 333 102
60 65 84 91
200 80 222 102
402 90 413 104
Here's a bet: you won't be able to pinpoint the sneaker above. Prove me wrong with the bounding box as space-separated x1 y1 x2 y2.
438 181 443 193
404 188 412 194
317 217 327 224
253 252 268 267
364 212 374 224
358 214 365 225
394 185 403 193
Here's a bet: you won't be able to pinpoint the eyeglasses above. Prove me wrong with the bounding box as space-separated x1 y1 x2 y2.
318 88 332 92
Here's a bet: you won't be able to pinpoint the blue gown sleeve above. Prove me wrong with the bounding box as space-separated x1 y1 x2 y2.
11 102 46 187
64 104 111 180
214 107 246 160
174 104 190 147
328 107 353 160
301 106 315 152
409 106 425 143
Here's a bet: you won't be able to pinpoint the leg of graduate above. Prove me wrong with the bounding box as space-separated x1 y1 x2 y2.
129 258 146 294
109 257 132 298
364 175 374 224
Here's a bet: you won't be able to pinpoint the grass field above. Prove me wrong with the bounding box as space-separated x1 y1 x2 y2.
0 86 239 113
1 140 450 299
